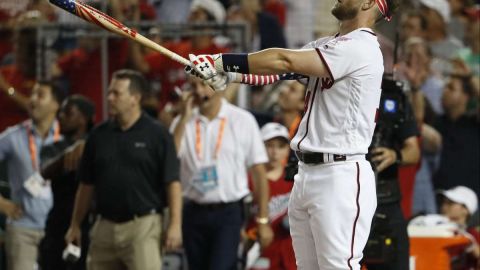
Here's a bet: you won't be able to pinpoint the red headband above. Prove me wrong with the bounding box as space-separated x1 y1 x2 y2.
376 0 391 21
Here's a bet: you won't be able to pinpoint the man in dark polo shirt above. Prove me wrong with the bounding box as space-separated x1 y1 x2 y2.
434 75 479 209
65 69 182 270
39 95 95 270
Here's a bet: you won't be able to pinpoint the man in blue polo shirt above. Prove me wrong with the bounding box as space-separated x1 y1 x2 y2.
0 81 64 270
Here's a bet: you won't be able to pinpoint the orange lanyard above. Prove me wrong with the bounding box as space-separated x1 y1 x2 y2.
282 115 301 166
195 118 226 161
288 115 302 139
27 121 60 171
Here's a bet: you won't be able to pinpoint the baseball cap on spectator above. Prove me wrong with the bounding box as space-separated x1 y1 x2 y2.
261 123 289 142
440 186 478 215
418 0 451 23
190 0 226 23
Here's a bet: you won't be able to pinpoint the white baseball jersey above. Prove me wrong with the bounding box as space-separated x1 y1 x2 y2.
170 99 268 203
290 27 384 155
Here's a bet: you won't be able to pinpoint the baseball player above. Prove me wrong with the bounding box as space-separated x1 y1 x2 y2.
187 0 398 269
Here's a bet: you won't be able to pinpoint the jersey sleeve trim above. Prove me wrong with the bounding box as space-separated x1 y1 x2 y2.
315 48 334 82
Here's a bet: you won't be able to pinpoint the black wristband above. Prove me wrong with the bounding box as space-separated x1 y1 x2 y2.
222 53 249 73
394 148 403 165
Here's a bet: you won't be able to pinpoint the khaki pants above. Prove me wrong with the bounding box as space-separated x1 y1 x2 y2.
5 225 44 270
87 214 162 270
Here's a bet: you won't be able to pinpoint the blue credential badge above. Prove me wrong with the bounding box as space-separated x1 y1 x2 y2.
192 165 219 193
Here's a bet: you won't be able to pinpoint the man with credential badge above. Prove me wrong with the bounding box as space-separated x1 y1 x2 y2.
0 81 64 270
171 77 274 270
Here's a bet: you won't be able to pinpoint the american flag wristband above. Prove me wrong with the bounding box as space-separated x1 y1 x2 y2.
240 73 308 85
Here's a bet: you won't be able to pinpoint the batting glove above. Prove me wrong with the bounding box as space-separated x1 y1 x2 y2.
188 54 223 80
205 74 228 91
185 63 239 92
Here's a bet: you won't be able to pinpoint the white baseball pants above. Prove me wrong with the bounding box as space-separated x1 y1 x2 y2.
288 159 377 270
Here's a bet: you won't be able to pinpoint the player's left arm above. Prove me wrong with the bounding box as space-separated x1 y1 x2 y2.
188 48 328 81
228 72 308 86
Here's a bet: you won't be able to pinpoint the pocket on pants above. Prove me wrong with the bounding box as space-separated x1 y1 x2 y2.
132 214 161 243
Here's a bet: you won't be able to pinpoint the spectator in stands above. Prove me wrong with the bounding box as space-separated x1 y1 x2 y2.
251 80 305 131
150 0 191 24
0 0 29 63
50 36 129 123
129 0 230 112
65 70 182 270
399 10 427 43
433 75 480 199
252 81 305 129
0 11 45 132
110 0 156 21
226 0 286 51
283 0 315 49
262 0 286 27
447 0 469 42
419 0 465 61
171 77 273 270
0 81 64 270
397 37 445 115
440 186 478 229
409 84 443 216
440 186 480 268
456 17 480 77
39 95 95 270
274 81 305 134
399 9 454 78
246 122 295 270
27 0 56 21
455 17 480 114
410 186 479 268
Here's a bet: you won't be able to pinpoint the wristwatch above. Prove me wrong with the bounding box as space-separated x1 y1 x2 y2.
255 216 269 225
7 87 15 96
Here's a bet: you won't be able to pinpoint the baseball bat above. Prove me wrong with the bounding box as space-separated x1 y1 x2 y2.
49 0 307 85
49 0 190 66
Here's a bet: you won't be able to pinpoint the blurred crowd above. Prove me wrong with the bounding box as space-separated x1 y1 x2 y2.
0 0 479 270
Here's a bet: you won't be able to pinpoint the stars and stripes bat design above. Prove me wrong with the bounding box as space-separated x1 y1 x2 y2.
49 0 307 86
49 0 190 66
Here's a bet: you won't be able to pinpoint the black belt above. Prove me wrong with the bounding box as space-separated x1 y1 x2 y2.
101 209 158 223
295 151 347 164
187 200 241 210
